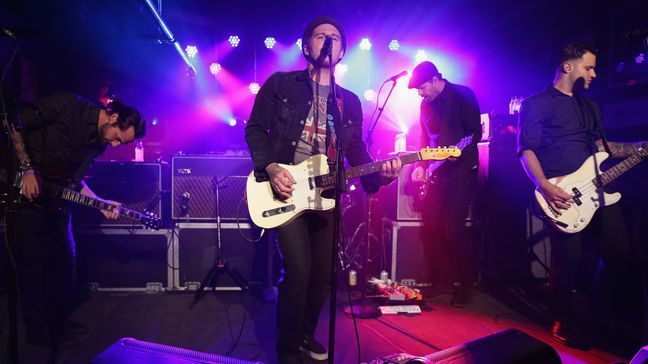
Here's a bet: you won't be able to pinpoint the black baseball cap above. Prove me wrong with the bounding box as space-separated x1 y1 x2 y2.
408 61 442 89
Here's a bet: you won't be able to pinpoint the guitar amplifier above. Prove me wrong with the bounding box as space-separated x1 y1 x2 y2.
169 222 271 291
171 155 253 221
74 162 162 228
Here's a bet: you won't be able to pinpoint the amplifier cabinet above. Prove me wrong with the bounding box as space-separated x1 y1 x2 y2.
171 156 253 221
170 222 271 291
382 218 431 289
75 228 173 291
74 162 162 228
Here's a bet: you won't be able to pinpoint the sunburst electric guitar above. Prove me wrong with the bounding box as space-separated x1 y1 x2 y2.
246 147 460 229
535 149 647 234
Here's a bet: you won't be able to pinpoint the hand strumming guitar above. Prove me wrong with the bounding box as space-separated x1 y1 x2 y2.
266 162 296 199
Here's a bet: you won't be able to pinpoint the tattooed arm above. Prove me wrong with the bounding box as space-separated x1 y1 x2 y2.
596 139 648 158
6 122 41 201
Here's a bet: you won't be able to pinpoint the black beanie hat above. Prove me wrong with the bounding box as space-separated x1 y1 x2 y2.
301 16 347 59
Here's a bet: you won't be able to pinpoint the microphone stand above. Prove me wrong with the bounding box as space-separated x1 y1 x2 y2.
326 47 343 364
1 32 19 364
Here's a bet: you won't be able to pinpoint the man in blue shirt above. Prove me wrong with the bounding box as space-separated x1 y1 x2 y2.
518 43 646 348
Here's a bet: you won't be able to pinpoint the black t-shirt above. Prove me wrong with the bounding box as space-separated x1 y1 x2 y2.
419 82 482 181
18 92 106 182
517 86 602 179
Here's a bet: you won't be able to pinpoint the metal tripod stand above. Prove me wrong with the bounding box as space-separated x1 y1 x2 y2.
189 176 248 308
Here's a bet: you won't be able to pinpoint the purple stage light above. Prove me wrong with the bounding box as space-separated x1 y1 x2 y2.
228 35 241 47
185 45 198 58
209 63 222 76
363 89 376 101
296 38 302 49
636 53 645 64
359 38 372 51
228 118 237 127
151 118 159 126
264 37 277 49
249 82 260 95
388 40 400 51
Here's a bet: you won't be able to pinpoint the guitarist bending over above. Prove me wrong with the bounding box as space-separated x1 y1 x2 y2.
518 43 646 349
8 92 146 348
245 16 401 363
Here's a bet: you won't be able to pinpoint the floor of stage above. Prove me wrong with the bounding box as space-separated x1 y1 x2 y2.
0 287 635 363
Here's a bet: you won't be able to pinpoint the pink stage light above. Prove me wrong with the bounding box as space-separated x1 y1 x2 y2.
249 82 260 95
209 63 222 76
388 40 400 51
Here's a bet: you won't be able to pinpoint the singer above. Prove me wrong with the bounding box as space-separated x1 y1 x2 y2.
245 16 400 363
408 61 482 307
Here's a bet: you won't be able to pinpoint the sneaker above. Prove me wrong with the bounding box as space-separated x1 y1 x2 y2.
299 338 328 361
451 286 472 308
551 321 591 350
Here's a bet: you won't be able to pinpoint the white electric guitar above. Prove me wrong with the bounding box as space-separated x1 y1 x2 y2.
535 149 647 234
246 147 460 229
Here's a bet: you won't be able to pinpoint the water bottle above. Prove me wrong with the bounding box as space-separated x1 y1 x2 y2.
134 139 144 162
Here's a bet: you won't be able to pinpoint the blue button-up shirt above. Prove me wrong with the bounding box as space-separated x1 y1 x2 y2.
517 86 601 179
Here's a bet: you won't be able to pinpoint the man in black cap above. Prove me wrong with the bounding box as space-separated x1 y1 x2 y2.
408 61 482 307
246 16 401 363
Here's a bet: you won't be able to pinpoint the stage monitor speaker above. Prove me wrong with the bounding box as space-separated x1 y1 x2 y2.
93 337 263 363
172 155 253 221
74 162 162 228
424 329 560 364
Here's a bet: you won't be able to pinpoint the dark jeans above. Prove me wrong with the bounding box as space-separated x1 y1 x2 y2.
421 171 477 287
548 203 636 322
275 210 334 364
14 205 77 330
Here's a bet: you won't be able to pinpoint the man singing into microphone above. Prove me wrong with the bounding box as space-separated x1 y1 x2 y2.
246 16 401 363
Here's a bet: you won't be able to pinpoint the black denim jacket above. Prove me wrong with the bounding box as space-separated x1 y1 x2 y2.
245 69 380 194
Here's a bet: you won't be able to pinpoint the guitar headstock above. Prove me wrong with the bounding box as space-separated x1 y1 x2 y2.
419 146 462 161
142 212 161 230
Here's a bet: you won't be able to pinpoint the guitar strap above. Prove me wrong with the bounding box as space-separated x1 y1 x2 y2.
325 90 343 163
580 96 612 155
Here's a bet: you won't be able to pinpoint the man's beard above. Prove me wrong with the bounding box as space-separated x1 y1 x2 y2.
98 123 111 144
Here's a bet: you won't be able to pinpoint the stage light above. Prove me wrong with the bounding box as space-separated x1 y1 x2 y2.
209 63 222 76
335 63 348 77
388 40 400 51
636 53 645 64
249 82 260 95
359 38 372 51
228 118 237 127
228 35 240 47
151 118 159 126
185 45 198 58
264 37 277 49
415 49 428 63
296 38 302 49
363 89 376 101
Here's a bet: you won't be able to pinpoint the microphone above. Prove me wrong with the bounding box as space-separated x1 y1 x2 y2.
1 28 16 39
317 35 333 63
387 70 408 82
